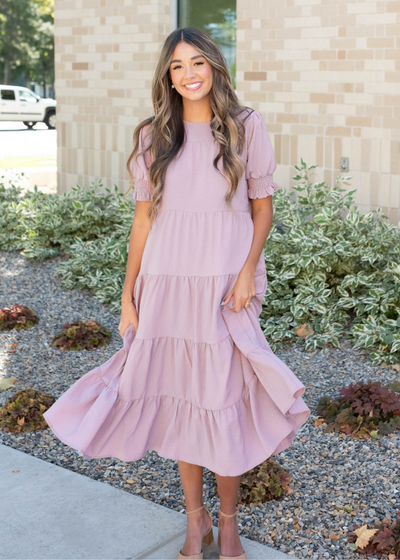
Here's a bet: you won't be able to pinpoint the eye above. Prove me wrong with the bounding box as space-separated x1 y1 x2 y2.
195 62 204 66
172 64 182 70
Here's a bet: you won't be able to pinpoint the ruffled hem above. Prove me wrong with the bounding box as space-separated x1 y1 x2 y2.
247 175 281 199
131 178 153 201
43 291 310 476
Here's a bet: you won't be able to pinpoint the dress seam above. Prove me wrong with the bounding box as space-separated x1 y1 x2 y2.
132 332 233 346
157 209 251 214
136 272 265 279
97 371 258 411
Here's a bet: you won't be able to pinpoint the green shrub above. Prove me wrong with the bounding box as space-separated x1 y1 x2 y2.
2 161 400 362
0 303 39 331
0 388 55 433
260 159 400 365
316 380 400 439
51 319 112 350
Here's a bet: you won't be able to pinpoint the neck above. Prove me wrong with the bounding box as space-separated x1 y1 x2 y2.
182 96 212 122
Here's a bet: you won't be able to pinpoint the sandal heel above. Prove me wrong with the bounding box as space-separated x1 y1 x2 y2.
176 504 214 560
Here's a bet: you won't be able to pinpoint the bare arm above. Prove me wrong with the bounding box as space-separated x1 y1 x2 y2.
222 196 273 312
242 196 273 274
119 200 152 337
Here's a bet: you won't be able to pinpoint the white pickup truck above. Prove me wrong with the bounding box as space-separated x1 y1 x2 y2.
0 85 56 129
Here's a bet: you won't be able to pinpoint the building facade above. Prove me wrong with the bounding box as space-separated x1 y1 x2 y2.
55 0 400 224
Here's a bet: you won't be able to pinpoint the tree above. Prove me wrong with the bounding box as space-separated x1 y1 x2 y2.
0 0 54 91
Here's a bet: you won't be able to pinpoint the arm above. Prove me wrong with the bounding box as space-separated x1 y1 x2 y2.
222 197 273 313
221 110 279 313
121 201 152 303
242 196 273 276
119 201 152 338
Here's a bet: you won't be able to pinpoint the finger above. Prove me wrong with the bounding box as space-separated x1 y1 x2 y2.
221 291 233 306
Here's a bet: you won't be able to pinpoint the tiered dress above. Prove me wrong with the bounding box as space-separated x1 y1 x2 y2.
43 109 310 477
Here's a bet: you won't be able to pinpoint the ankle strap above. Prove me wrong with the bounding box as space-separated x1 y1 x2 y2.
219 508 238 518
185 504 205 515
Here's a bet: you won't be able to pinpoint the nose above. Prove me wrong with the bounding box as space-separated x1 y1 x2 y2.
184 65 196 80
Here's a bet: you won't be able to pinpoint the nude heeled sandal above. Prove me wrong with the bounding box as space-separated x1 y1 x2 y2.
176 504 214 560
218 508 247 560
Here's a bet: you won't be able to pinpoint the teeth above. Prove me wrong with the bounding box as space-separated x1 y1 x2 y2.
185 83 201 89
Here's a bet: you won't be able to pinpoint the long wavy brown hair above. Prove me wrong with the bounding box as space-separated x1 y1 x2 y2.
125 27 253 226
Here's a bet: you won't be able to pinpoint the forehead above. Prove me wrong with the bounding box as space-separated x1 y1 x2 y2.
170 41 205 63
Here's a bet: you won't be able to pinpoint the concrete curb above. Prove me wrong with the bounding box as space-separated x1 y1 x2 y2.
0 444 294 559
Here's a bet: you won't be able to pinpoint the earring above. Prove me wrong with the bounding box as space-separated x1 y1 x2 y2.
171 84 175 89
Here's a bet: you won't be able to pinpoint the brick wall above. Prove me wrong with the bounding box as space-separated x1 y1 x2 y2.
54 0 400 225
236 0 400 225
54 0 171 196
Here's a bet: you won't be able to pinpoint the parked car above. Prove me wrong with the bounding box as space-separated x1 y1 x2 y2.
0 85 56 129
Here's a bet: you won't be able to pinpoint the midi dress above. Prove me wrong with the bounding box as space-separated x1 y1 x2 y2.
43 109 310 477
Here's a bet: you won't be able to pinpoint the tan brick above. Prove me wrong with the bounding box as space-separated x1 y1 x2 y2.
72 62 89 70
244 72 267 81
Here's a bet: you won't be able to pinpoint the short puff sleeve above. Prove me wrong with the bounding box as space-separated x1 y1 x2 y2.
245 110 281 199
130 124 154 201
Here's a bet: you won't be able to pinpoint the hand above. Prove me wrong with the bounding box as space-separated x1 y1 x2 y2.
118 301 139 338
221 267 256 313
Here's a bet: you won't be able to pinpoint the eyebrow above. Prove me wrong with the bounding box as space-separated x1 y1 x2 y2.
170 54 205 64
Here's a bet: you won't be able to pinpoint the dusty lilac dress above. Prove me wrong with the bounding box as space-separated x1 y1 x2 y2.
43 109 310 477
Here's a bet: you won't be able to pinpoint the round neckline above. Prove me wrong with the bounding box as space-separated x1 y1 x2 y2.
183 119 211 124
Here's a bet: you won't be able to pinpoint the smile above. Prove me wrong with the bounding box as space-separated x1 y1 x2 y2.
183 82 203 91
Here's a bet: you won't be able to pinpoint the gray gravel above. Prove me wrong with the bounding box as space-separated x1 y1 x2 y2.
0 249 399 560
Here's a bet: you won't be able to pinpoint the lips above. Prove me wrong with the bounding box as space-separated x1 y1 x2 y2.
183 82 203 91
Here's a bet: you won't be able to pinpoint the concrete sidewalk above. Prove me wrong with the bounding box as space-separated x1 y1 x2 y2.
0 444 293 560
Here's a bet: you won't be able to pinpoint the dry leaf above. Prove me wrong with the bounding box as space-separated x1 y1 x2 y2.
354 525 378 549
295 323 314 338
0 377 17 390
17 417 25 427
314 418 325 427
12 470 19 473
391 364 400 373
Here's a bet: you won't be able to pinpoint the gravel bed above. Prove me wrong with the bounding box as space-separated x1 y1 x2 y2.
0 249 399 560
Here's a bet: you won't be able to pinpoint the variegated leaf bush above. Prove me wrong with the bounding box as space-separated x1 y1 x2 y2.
260 159 400 365
1 162 400 365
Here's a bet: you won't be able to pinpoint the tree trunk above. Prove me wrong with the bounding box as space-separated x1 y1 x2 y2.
3 57 12 84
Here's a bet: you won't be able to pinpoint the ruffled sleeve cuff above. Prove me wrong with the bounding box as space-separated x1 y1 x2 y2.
131 178 153 201
247 175 281 199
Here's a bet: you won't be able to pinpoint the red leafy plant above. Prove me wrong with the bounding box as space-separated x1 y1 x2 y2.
0 388 55 434
51 319 112 350
316 380 400 438
0 303 39 331
346 519 400 558
218 460 293 506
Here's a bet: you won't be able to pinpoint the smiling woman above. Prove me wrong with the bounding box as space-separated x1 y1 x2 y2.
43 26 310 560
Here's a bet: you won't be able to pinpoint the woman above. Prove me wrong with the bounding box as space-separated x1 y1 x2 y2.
43 27 310 560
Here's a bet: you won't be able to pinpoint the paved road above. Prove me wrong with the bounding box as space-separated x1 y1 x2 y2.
0 121 56 158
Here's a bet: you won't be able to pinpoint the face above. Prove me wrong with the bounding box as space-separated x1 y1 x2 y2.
169 41 213 101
